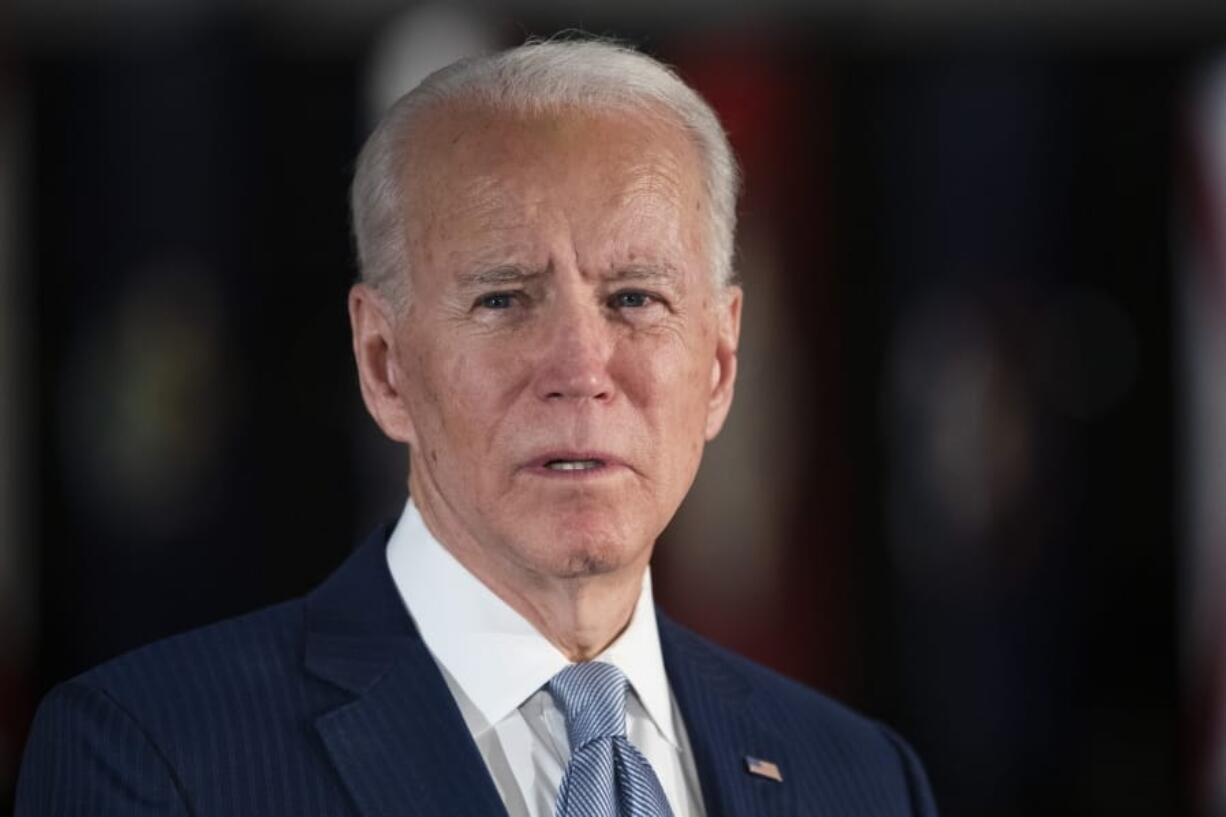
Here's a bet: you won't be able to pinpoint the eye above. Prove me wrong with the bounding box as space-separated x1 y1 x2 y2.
476 292 516 310
610 290 654 309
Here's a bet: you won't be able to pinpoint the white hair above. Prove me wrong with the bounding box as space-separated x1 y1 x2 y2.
350 37 741 305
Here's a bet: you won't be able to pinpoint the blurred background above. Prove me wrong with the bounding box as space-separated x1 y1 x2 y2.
3 0 1226 814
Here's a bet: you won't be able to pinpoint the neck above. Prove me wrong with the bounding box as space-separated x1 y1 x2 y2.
494 564 645 662
408 472 650 662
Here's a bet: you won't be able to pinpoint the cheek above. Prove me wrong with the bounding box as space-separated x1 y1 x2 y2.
413 336 529 456
616 330 713 439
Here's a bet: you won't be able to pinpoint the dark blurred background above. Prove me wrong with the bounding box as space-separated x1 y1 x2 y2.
4 1 1226 814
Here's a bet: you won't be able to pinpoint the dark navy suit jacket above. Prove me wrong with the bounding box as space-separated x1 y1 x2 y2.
15 526 938 816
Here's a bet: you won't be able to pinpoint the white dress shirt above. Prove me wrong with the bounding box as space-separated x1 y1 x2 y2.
385 499 707 817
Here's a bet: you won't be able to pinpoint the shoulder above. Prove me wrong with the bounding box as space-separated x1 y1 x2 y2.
14 534 406 815
27 528 399 759
31 596 343 767
16 600 329 816
659 616 938 815
78 598 306 708
736 655 936 814
660 615 874 733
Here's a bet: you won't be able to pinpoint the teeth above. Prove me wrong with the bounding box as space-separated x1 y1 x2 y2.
546 459 603 471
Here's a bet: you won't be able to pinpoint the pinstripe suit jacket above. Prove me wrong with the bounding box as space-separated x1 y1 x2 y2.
15 526 937 816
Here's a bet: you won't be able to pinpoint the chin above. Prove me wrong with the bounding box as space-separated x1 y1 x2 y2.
554 549 623 578
522 509 649 580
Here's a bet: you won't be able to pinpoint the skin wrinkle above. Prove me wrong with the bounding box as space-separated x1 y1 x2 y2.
349 103 741 661
373 88 733 309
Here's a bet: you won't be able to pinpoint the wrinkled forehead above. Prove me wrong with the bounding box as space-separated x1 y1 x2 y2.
398 100 708 239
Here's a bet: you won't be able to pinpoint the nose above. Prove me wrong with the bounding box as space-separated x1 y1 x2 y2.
533 298 616 404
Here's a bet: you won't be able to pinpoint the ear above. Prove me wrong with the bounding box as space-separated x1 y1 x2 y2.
349 283 418 445
704 284 742 441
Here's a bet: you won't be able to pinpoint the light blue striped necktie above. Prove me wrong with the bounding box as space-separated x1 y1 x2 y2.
548 662 675 817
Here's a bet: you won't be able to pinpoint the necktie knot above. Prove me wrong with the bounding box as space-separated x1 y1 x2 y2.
547 662 628 751
548 661 674 816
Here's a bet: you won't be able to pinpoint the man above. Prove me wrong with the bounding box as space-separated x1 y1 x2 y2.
16 39 937 816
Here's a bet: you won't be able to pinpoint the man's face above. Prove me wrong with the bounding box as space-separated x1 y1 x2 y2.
359 103 740 586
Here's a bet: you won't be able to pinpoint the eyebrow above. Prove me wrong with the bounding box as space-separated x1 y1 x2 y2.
607 263 682 285
455 261 683 289
456 265 543 289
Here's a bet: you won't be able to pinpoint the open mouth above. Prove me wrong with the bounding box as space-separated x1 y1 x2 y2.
544 459 605 472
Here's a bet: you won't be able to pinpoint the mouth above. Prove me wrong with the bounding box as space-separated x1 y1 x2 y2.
523 452 624 478
544 458 605 472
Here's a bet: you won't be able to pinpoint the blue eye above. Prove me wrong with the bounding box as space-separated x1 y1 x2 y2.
479 293 515 310
612 291 652 308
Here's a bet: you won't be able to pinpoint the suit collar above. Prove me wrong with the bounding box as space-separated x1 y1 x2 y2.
303 526 507 816
303 525 797 817
302 523 408 694
386 498 681 749
659 614 797 817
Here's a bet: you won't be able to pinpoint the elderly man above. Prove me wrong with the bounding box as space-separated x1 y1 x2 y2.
16 39 936 816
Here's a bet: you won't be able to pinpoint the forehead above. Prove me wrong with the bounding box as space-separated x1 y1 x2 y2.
399 101 708 265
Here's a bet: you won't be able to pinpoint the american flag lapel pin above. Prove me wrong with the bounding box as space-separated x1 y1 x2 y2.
745 755 783 783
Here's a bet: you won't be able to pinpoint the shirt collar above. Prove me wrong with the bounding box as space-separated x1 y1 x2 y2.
385 498 679 749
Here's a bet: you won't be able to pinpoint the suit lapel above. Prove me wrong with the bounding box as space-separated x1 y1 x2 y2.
659 615 797 817
303 529 507 817
302 528 798 817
